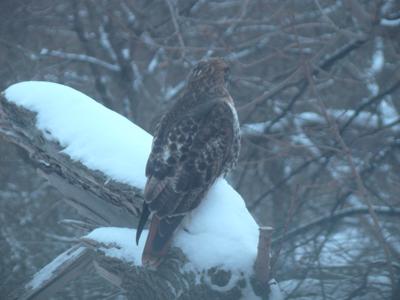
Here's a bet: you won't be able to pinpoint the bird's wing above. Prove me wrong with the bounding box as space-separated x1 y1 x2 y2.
145 98 236 215
172 99 237 214
136 100 208 245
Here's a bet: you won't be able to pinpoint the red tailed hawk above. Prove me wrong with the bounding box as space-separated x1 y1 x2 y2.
136 58 240 267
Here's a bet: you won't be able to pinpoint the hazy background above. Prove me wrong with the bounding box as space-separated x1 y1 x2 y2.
1 0 400 299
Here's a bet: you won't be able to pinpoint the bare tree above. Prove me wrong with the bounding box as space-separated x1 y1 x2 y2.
1 0 399 299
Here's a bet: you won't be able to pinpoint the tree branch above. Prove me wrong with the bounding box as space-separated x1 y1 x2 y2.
0 94 142 228
0 92 278 299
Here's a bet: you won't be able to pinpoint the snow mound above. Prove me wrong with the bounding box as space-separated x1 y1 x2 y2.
85 227 148 266
176 178 258 273
5 81 152 189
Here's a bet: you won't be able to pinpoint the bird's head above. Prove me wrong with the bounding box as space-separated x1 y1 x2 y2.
187 58 230 89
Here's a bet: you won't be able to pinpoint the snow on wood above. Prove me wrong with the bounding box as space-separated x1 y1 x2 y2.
5 81 152 189
26 246 87 290
380 18 400 27
268 279 284 300
83 227 147 266
19 245 93 300
40 49 121 72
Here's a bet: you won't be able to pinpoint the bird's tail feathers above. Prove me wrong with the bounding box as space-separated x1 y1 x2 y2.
142 215 184 268
136 202 150 245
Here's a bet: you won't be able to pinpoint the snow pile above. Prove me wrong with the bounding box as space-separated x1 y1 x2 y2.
85 227 148 265
4 81 259 275
176 178 258 273
5 81 152 189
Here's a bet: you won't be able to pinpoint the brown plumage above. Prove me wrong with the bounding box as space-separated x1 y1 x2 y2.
136 58 241 267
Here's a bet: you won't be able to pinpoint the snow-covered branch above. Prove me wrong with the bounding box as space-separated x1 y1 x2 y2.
0 82 282 300
0 86 142 229
40 49 121 72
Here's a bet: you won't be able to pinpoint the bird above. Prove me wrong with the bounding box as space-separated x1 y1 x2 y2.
136 58 241 267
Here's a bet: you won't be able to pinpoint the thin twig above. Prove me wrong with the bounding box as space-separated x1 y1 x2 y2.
306 60 396 290
165 0 186 59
